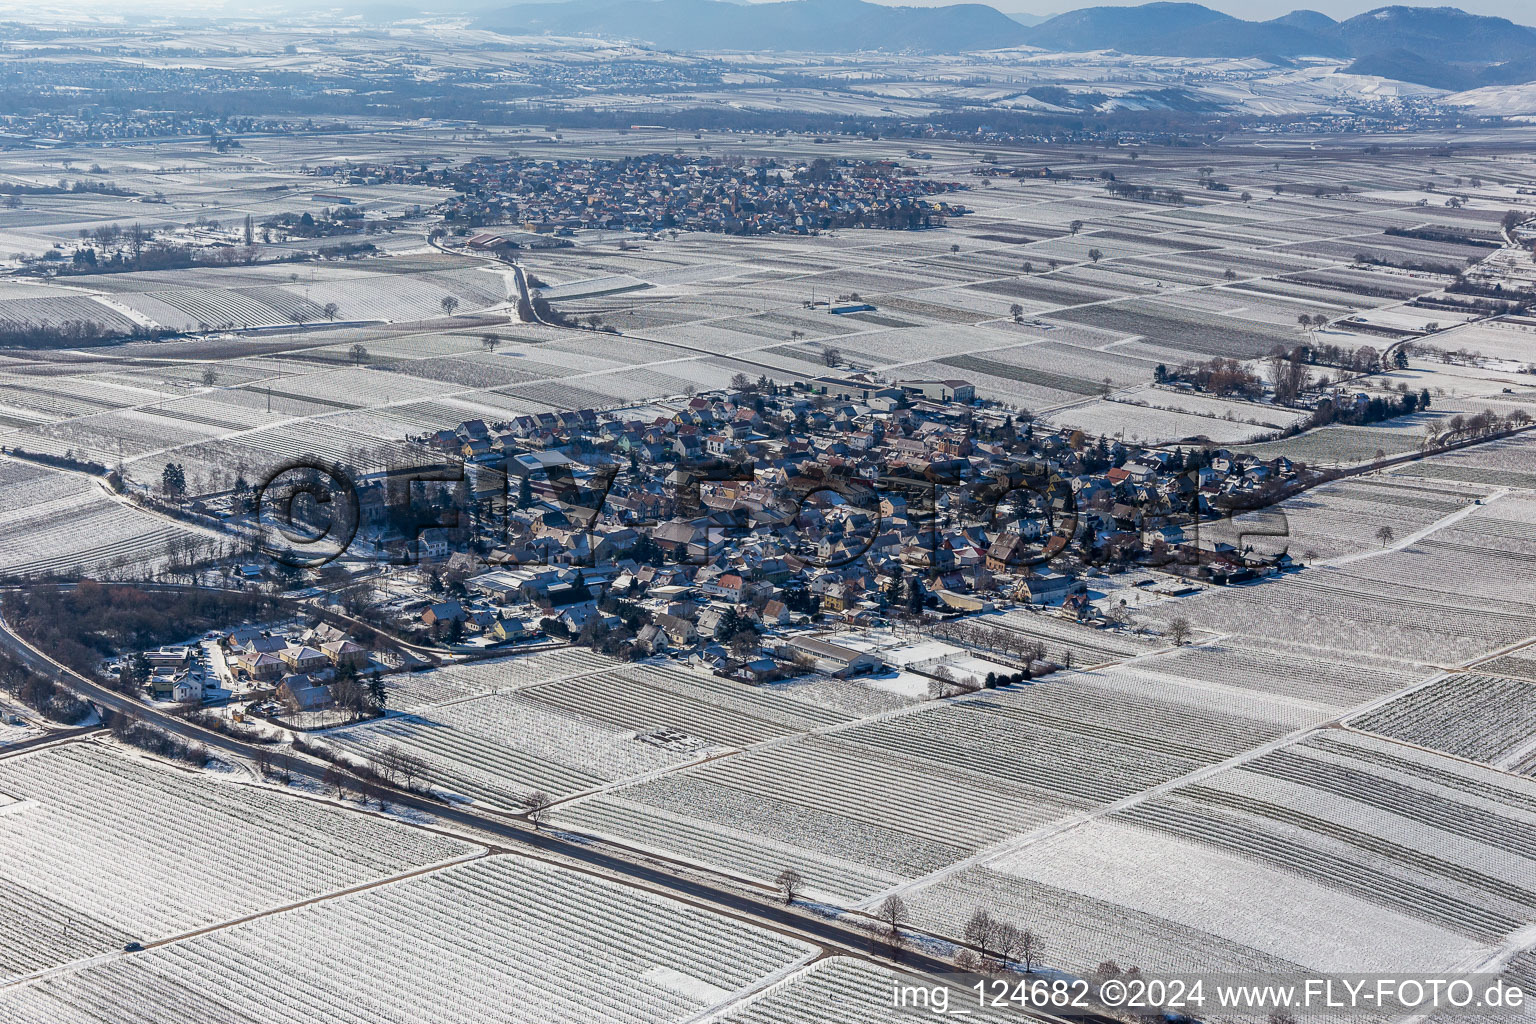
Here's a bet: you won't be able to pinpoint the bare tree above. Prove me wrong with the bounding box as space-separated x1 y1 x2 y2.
954 947 983 972
350 343 369 366
1017 929 1044 973
1009 303 1024 323
993 922 1023 967
1375 524 1396 547
201 367 217 386
822 346 842 368
440 295 459 316
1168 616 1192 646
775 866 804 905
322 763 347 798
964 907 998 961
876 894 907 937
523 789 552 828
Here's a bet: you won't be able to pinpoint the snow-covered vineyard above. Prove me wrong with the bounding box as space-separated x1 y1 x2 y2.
0 856 816 1024
0 744 475 985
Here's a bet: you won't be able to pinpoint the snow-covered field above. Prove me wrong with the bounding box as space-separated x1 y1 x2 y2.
0 855 814 1024
0 743 477 982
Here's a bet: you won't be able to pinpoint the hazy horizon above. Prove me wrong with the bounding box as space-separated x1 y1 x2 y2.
5 0 1535 26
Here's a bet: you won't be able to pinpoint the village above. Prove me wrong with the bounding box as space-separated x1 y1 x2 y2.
252 368 1316 689
327 153 971 237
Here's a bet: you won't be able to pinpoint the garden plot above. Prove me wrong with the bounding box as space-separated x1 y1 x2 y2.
0 743 475 982
982 816 1483 973
1350 674 1536 766
0 855 812 1024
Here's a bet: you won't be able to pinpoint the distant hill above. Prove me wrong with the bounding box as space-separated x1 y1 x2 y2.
474 0 1033 52
1020 4 1536 89
1023 2 1347 58
1335 6 1536 64
1343 47 1481 91
1266 9 1337 34
472 0 1536 89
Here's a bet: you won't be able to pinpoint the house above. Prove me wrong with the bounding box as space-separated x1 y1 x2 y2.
422 601 466 626
634 623 669 654
149 669 198 703
776 636 884 677
280 645 330 673
759 600 791 627
895 378 976 403
145 646 192 669
738 657 782 683
237 650 285 681
320 639 369 669
700 572 744 603
1013 571 1085 604
490 617 531 642
656 613 698 646
277 675 334 713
